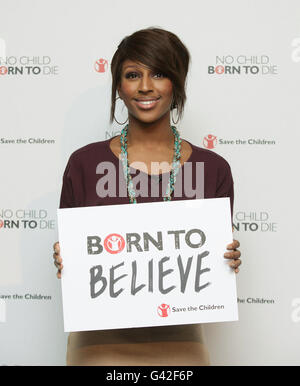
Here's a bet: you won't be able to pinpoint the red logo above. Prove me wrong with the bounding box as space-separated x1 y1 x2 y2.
104 233 125 254
203 134 217 149
0 66 8 75
0 220 3 228
215 65 225 74
157 303 171 317
94 58 108 73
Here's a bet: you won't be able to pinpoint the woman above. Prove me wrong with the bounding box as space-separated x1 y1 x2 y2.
53 27 241 366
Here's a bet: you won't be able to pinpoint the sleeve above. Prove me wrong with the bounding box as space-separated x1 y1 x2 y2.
215 161 234 225
59 159 76 209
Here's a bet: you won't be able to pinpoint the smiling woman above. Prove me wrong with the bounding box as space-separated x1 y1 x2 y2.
110 27 189 124
117 61 173 125
54 26 242 366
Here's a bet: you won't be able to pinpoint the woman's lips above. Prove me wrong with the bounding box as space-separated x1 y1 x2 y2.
134 97 160 110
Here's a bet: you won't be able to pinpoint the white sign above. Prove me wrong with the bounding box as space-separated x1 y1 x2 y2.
57 198 238 332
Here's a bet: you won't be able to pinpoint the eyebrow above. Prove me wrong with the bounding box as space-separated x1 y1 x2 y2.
123 63 153 72
123 65 140 71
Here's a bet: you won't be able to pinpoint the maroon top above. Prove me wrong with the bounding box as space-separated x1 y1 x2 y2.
59 137 234 221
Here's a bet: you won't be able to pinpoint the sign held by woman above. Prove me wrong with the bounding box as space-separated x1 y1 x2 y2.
57 197 238 332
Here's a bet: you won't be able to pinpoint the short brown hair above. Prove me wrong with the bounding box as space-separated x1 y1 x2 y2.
110 27 190 123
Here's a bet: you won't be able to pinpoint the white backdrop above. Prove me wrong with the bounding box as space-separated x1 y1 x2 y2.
0 0 299 366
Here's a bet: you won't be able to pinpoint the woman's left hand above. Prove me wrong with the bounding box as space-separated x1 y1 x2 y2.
224 238 241 274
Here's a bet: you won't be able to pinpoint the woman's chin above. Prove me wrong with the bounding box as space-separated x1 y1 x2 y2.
130 111 169 125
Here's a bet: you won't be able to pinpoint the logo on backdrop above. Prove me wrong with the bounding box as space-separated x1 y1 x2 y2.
0 56 59 76
233 211 277 232
0 138 55 145
208 55 278 75
94 58 109 73
203 134 217 149
202 134 276 148
238 297 275 305
0 209 55 230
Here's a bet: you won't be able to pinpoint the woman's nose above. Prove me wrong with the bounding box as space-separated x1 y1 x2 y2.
139 75 153 92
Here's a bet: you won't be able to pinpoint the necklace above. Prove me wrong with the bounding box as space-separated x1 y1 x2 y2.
120 124 182 203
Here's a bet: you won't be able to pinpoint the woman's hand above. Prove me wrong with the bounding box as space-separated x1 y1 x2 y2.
224 238 241 274
53 242 63 279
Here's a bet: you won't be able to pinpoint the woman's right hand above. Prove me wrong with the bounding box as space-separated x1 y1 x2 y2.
53 241 63 279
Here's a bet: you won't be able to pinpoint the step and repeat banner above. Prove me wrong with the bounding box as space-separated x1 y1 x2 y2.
0 0 299 365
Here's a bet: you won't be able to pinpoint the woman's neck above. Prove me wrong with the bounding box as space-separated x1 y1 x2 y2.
126 113 174 148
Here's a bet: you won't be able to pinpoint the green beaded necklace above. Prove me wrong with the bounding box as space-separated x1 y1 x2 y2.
120 124 182 203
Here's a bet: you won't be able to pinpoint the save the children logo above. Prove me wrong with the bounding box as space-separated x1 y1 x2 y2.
104 233 125 254
203 134 217 149
157 303 171 317
94 58 108 73
202 134 276 148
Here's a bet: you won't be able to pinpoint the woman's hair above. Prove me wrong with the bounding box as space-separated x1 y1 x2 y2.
110 27 190 123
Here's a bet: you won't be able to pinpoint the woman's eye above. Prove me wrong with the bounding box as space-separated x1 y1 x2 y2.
125 72 138 79
124 71 165 79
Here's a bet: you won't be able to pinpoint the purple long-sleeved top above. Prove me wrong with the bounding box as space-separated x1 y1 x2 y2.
59 137 234 219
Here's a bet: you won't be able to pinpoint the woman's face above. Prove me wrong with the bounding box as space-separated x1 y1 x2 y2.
118 60 173 124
